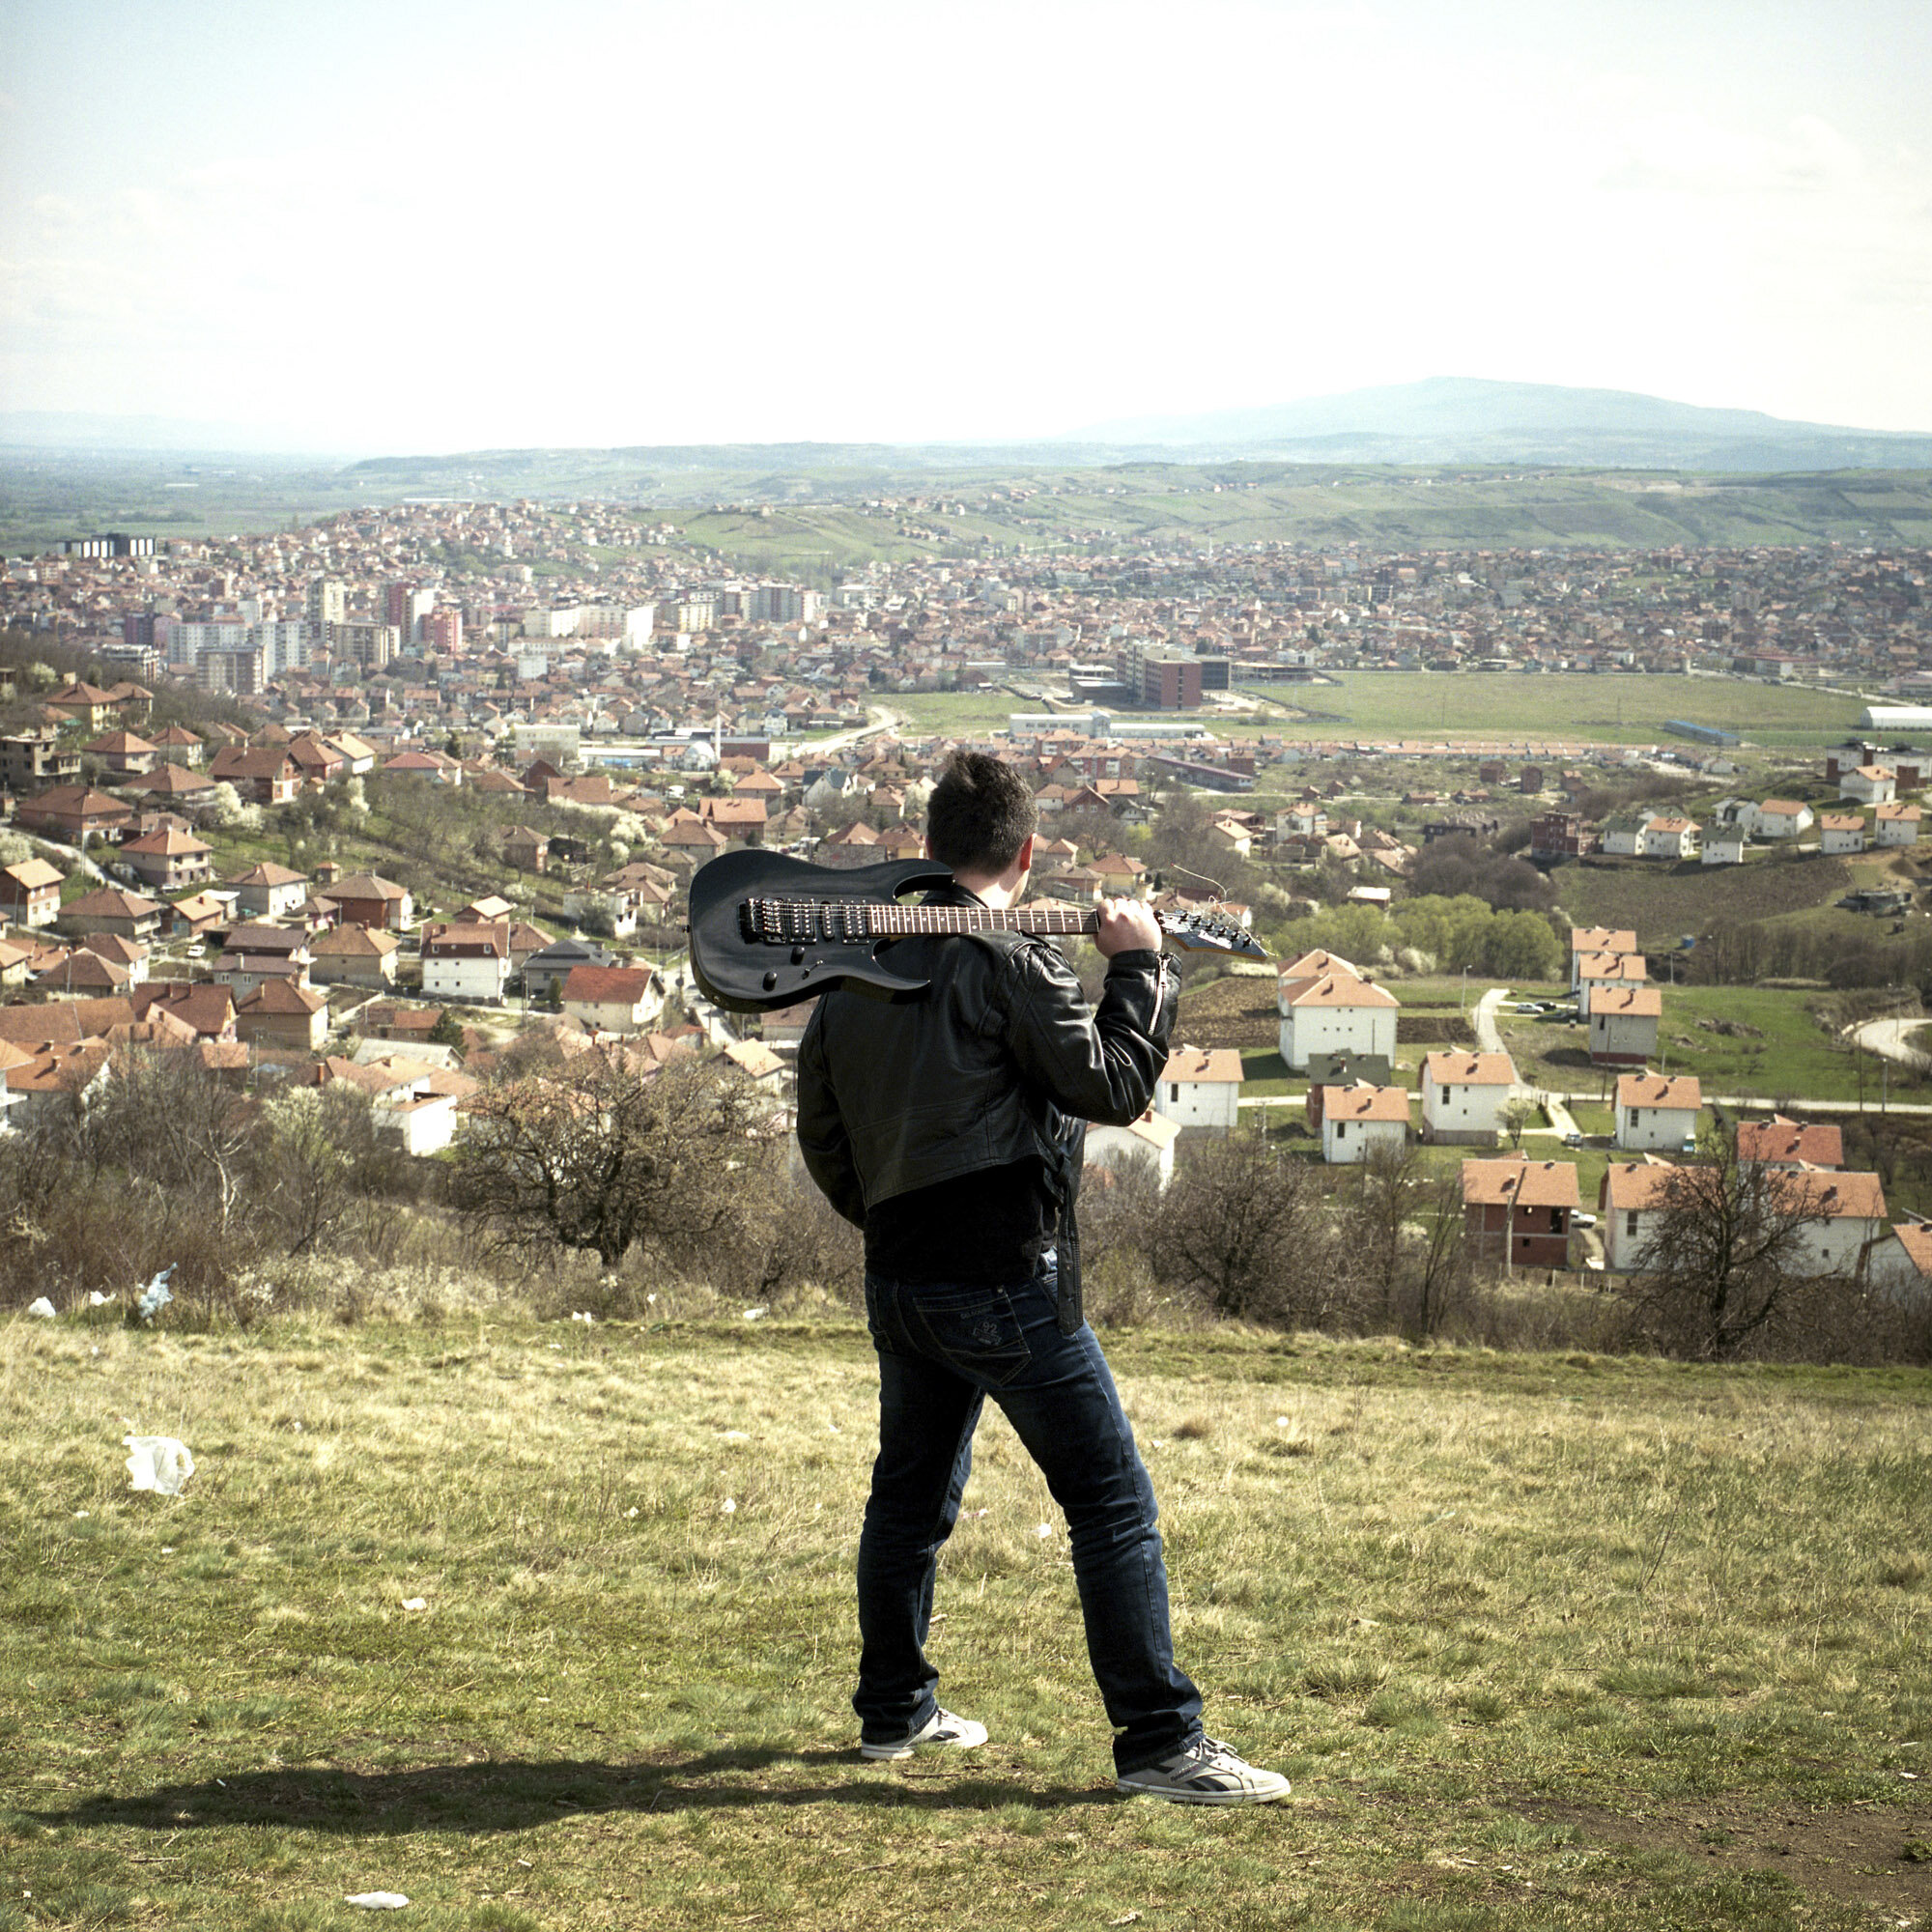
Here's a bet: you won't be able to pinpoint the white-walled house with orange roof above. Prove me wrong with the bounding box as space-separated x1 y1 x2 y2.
1638 815 1699 860
1875 801 1922 848
1589 986 1662 1065
1318 1083 1410 1164
1086 1107 1182 1187
1819 812 1866 855
1753 800 1814 840
1838 764 1896 806
1277 970 1399 1071
1613 1071 1702 1151
1153 1045 1243 1134
1419 1050 1519 1145
1569 927 1636 989
1602 1160 1887 1276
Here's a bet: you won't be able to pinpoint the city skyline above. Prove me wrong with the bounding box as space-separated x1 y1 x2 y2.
3 0 1929 456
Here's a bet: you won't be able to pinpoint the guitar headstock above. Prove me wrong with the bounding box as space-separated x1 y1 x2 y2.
1153 904 1269 962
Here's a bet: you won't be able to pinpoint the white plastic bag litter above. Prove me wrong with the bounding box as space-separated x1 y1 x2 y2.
88 1291 112 1307
26 1296 57 1319
124 1435 195 1496
344 1893 410 1910
136 1265 176 1322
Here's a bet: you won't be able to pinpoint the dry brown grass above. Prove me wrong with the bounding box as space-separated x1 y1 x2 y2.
0 1313 1927 1930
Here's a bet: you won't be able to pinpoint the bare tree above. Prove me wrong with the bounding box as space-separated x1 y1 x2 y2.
84 1046 255 1236
1154 1130 1338 1325
452 1052 771 1271
1620 1141 1836 1360
1340 1140 1471 1337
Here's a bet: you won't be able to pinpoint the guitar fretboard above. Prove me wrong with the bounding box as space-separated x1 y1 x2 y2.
742 896 1097 946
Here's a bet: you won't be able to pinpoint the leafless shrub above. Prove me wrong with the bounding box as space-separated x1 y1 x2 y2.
1153 1129 1345 1326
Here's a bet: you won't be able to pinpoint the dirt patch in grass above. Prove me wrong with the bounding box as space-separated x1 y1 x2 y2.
1520 1795 1932 1918
1177 973 1281 1048
1397 1014 1478 1046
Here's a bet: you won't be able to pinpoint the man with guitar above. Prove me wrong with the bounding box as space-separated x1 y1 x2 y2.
795 751 1291 1804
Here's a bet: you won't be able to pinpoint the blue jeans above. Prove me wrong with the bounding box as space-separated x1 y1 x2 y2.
855 1258 1205 1774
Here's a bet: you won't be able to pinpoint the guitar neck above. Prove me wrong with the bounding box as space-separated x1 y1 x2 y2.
738 892 1103 946
867 903 1098 939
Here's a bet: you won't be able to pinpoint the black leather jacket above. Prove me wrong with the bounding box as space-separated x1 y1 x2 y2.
795 886 1179 1325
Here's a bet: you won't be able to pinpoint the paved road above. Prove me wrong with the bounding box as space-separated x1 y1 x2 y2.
1849 1017 1932 1071
1472 986 1508 1054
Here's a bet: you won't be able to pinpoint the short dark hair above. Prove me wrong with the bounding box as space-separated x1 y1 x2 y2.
925 751 1037 874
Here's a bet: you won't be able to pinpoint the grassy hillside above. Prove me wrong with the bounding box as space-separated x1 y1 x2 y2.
3 1315 1927 1930
9 451 1932 557
1548 853 1857 950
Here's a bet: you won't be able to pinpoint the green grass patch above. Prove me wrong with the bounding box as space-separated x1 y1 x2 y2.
2 1318 1926 1930
1274 672 1861 748
1496 984 1878 1109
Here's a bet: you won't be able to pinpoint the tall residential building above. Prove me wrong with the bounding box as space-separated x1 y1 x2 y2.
750 583 814 624
256 619 312 676
173 617 252 670
306 578 347 627
424 607 463 655
198 645 266 696
385 581 436 647
330 619 399 669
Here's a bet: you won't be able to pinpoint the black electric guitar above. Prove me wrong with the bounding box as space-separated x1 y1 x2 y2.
687 849 1267 1013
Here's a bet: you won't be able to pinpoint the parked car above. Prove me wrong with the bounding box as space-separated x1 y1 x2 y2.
1573 1212 1598 1229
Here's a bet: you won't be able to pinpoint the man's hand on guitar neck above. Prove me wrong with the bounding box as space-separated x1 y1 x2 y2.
1094 896 1162 957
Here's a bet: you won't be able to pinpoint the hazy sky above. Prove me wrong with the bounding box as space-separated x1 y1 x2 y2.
3 0 1929 453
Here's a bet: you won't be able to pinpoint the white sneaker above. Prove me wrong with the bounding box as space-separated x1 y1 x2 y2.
1117 1736 1291 1804
860 1706 990 1762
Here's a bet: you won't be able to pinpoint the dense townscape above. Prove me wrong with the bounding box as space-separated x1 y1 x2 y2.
2 498 1931 1353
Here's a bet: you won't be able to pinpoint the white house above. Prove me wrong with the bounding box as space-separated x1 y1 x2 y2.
1570 927 1636 990
1819 812 1866 856
373 1087 461 1157
420 920 510 1005
1153 1045 1243 1135
1086 1106 1182 1187
1753 799 1814 840
1277 971 1400 1071
1575 951 1649 1017
1601 1157 1674 1270
1779 1169 1889 1276
560 963 667 1034
1602 1158 1884 1275
1613 1071 1702 1151
1839 764 1896 806
1319 1083 1410 1164
1875 801 1922 848
1638 815 1699 860
1419 1050 1519 1145
1589 985 1662 1065
1701 827 1747 867
1600 812 1648 857
1864 1221 1932 1304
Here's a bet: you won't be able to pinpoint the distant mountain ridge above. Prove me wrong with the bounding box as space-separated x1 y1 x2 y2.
1064 377 1932 471
8 378 1932 474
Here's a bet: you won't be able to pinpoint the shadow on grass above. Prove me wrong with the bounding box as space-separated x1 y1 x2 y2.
29 1747 1120 1833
